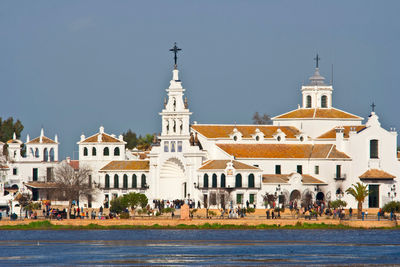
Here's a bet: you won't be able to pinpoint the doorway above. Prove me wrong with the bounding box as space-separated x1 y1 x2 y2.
368 185 379 208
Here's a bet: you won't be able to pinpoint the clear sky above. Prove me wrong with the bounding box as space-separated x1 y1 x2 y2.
1 1 399 158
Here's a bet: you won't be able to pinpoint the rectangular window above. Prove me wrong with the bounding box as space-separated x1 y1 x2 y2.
33 168 38 181
297 165 302 174
249 194 255 204
13 168 17 175
370 139 379 159
171 141 176 152
315 166 319 175
46 167 53 182
177 141 182 152
236 194 243 204
275 165 281 174
164 141 169 152
336 165 341 178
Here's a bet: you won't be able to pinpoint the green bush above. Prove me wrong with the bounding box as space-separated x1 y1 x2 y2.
383 201 400 213
162 207 175 213
330 199 347 209
208 210 217 216
119 212 130 219
246 208 255 213
190 208 198 214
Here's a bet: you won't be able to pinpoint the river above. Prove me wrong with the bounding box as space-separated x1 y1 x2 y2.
0 229 399 265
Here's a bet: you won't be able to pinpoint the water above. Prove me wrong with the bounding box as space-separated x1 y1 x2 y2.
0 229 399 265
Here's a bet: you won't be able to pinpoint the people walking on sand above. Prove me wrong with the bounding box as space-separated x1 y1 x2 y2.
266 209 270 219
271 210 275 219
349 207 353 218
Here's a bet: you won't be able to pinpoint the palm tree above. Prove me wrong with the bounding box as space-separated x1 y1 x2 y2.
346 182 369 219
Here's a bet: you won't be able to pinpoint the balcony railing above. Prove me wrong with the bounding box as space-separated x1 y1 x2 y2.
334 173 347 181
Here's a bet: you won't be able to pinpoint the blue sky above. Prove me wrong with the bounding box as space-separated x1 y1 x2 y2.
1 1 399 158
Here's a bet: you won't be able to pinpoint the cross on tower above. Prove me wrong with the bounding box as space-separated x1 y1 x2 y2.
371 102 376 112
169 42 182 68
314 53 321 68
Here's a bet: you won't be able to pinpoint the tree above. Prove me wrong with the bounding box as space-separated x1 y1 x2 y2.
110 196 128 214
252 112 271 125
382 201 400 213
15 193 31 218
330 199 347 209
0 117 24 142
53 162 95 219
122 192 148 215
137 134 154 151
346 182 369 219
122 129 138 149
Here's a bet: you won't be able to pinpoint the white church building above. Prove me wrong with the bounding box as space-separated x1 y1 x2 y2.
76 52 400 211
1 50 398 212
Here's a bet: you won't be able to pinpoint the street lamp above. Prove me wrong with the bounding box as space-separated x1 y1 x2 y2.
336 188 344 200
388 185 396 201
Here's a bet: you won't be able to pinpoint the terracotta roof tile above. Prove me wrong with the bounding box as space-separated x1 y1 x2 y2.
262 174 325 184
262 174 290 183
7 139 23 144
99 160 149 171
274 108 362 120
191 125 300 139
359 169 395 180
217 144 350 159
302 174 326 184
81 133 123 143
68 160 79 170
25 182 57 189
317 126 367 139
27 136 57 144
199 160 260 170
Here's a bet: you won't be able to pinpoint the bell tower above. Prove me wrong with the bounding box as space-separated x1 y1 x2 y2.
159 43 192 148
301 54 333 109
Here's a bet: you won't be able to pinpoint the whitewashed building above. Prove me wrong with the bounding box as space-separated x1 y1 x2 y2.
0 129 59 212
77 56 400 210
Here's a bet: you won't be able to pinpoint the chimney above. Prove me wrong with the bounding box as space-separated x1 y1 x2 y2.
335 126 345 151
118 134 124 141
26 134 30 143
55 134 58 143
40 128 44 143
66 156 71 163
80 134 85 142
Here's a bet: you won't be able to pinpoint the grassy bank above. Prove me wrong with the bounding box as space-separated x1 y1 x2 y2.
0 220 395 230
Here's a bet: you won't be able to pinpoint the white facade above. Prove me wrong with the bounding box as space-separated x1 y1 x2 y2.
3 58 398 212
75 62 400 211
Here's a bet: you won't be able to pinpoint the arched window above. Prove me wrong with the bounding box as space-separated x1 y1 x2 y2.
306 95 312 108
103 147 109 156
123 174 128 189
212 174 217 188
370 139 379 159
114 147 120 156
105 174 110 189
43 148 48 161
92 147 96 156
30 148 34 157
83 147 88 156
203 174 209 188
248 173 255 188
220 174 226 188
141 174 146 188
235 174 242 188
321 95 327 108
132 174 137 188
114 174 119 188
35 148 39 158
50 148 54 161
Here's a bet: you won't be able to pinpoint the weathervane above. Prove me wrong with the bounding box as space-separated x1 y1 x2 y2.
371 102 376 112
314 53 321 68
169 42 182 69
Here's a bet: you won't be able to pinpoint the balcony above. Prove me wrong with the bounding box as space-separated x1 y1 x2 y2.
334 173 347 181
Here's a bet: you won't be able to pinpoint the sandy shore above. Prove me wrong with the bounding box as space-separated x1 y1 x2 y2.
0 218 397 229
